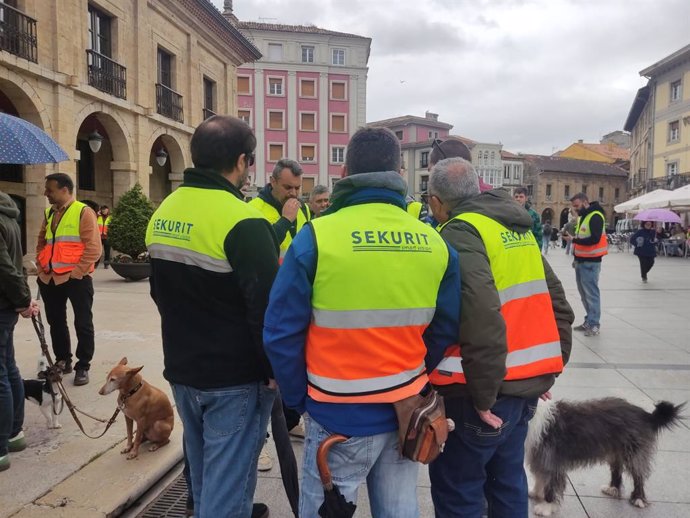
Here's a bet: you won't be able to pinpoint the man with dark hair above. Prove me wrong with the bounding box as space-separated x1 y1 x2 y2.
1 191 39 472
250 158 311 264
36 173 101 386
307 185 329 218
563 192 607 336
513 186 543 250
146 115 277 518
264 126 461 517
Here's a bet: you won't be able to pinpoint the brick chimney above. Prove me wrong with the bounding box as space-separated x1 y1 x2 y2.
577 139 583 144
425 111 439 121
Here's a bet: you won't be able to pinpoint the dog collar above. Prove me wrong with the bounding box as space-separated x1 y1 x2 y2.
119 382 143 408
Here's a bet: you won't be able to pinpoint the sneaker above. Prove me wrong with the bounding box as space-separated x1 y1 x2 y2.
642 277 648 283
0 454 9 472
288 420 305 439
574 322 590 332
74 369 89 386
257 444 273 471
8 431 26 453
61 362 73 374
251 503 269 518
584 326 600 337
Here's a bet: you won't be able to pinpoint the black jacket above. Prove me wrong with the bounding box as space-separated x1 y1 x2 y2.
149 169 279 388
573 201 605 263
0 192 30 311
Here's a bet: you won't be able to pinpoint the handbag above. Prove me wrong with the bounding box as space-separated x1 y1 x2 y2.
393 385 453 464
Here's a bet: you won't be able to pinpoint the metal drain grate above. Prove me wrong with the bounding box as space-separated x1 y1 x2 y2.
137 473 190 518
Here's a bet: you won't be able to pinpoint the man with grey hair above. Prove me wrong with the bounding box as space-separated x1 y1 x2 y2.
307 185 329 218
426 157 573 518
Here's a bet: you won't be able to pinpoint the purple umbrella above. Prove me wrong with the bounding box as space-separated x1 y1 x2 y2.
634 208 682 224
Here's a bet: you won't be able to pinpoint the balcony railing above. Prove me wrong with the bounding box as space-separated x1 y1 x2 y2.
645 172 690 192
0 3 37 62
202 107 216 120
156 83 184 123
86 49 126 99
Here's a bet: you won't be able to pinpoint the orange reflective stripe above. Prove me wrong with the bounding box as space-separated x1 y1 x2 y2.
308 373 428 403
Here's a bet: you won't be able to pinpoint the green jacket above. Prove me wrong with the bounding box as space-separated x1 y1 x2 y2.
525 203 543 249
438 189 574 410
0 192 30 311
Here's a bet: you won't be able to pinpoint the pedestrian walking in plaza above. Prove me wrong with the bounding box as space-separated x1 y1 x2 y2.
97 205 112 268
426 158 573 518
36 173 101 386
1 191 40 472
264 127 460 518
630 221 657 282
542 220 552 255
513 186 543 250
563 192 608 336
146 115 277 518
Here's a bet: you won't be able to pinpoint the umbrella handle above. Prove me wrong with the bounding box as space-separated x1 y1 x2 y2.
316 433 349 490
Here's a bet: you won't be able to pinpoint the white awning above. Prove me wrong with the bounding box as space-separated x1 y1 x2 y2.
614 189 673 213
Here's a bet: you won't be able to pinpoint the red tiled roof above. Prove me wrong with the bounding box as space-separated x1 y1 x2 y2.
501 150 523 160
237 21 369 40
578 143 630 161
523 155 628 177
368 115 453 130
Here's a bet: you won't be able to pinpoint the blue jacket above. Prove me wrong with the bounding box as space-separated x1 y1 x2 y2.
264 187 461 436
630 228 657 257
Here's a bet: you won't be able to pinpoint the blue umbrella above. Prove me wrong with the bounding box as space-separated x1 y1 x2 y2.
0 112 69 164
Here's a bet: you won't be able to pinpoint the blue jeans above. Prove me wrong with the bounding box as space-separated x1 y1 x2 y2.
575 261 601 327
300 415 419 518
171 381 275 518
429 396 537 518
0 310 23 457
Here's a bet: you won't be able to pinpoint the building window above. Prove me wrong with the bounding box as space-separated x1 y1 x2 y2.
330 114 346 133
156 48 183 122
268 110 284 130
237 75 251 95
545 184 552 199
667 161 678 176
420 151 429 168
0 164 22 183
503 165 510 179
203 77 216 119
670 80 682 102
490 151 495 165
77 140 95 191
238 109 251 126
614 187 620 201
395 130 403 140
599 187 604 201
299 78 316 97
301 45 314 63
526 185 533 196
330 81 346 100
420 175 429 191
669 120 680 142
331 146 345 164
88 4 112 57
157 48 173 87
268 143 284 162
332 48 345 65
267 43 283 61
582 184 587 195
301 144 316 162
300 112 316 131
513 166 520 180
268 77 283 96
427 131 438 139
564 184 570 199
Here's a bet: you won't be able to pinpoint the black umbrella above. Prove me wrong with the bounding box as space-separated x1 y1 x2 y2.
317 434 356 518
270 392 300 517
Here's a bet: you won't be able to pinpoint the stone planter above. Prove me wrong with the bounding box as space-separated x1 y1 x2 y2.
110 261 151 281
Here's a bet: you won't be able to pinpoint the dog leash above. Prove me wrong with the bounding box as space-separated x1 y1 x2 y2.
31 312 121 439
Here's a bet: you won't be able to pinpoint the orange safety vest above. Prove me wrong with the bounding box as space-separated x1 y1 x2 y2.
573 210 608 258
429 212 563 386
37 201 92 275
306 202 450 403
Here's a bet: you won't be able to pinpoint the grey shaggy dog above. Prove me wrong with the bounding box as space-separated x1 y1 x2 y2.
525 397 684 516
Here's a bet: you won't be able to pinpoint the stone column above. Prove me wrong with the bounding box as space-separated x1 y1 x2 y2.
111 162 138 203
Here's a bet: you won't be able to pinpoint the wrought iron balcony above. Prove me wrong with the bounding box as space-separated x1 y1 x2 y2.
203 108 216 120
156 83 184 123
86 50 126 99
0 3 37 62
645 172 690 192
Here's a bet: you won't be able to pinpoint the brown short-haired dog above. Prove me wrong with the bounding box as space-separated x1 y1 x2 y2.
99 357 174 460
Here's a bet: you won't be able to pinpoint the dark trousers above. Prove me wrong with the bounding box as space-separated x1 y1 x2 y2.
102 239 111 265
38 276 95 371
283 401 301 431
638 255 655 279
0 310 23 456
429 396 537 518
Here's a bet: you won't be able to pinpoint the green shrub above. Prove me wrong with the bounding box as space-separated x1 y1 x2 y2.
108 184 155 259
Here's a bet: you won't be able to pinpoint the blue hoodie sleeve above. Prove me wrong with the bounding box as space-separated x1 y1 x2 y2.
263 226 315 414
423 244 461 371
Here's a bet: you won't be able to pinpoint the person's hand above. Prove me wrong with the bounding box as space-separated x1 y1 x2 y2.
476 408 503 429
539 391 552 401
562 232 573 242
17 300 40 318
267 378 278 390
282 198 301 222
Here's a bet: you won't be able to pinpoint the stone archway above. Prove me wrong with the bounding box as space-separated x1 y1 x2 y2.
146 129 187 205
541 208 554 226
560 207 570 228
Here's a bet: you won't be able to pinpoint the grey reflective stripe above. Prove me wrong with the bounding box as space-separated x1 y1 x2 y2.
148 243 232 273
312 307 435 329
279 249 287 258
308 364 426 395
53 236 82 243
498 279 548 305
51 262 79 268
435 341 562 374
505 341 562 368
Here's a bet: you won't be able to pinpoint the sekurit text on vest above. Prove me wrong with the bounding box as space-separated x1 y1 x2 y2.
151 218 194 242
351 230 432 253
500 230 536 250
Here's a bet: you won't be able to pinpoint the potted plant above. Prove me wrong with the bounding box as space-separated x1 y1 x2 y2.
108 183 155 281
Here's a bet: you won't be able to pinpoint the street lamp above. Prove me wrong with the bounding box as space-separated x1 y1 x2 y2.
155 148 168 167
87 130 103 153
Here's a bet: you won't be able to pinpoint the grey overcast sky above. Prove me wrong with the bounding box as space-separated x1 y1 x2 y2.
212 0 690 155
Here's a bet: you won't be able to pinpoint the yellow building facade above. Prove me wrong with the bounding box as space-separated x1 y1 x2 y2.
0 0 259 253
558 141 629 164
